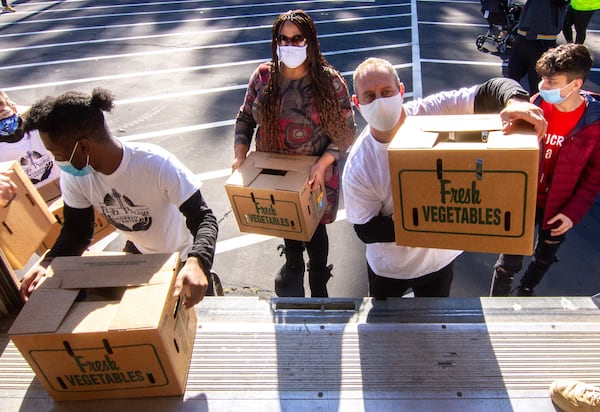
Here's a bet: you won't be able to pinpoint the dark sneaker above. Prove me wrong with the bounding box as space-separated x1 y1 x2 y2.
274 263 305 297
490 270 514 296
550 380 600 412
515 285 535 296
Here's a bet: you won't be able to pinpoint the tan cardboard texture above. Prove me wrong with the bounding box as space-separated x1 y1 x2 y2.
388 114 539 255
36 197 116 255
9 253 197 401
225 151 327 241
0 161 55 269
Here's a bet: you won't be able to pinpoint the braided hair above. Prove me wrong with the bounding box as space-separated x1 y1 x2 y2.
259 9 354 152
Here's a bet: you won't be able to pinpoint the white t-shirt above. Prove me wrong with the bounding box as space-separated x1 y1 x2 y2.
61 142 201 257
342 86 478 279
0 129 60 190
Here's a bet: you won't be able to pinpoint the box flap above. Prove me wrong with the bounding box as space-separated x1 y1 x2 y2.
390 129 440 149
45 253 178 289
417 114 503 132
251 151 317 173
251 170 308 192
9 288 78 335
389 114 530 150
57 301 119 333
486 131 539 149
109 283 172 330
225 165 262 188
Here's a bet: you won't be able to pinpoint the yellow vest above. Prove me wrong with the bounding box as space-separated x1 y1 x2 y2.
571 0 600 11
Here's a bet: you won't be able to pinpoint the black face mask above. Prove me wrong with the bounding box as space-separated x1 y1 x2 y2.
0 116 25 143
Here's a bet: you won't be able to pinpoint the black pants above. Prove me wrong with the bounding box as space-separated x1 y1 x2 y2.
283 223 328 270
494 208 566 290
507 35 556 95
563 6 595 44
368 262 454 300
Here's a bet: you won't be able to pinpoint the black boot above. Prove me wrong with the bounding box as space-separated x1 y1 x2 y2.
308 264 333 298
490 268 514 297
274 244 305 297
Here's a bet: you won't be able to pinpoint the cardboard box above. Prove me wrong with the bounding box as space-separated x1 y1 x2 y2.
9 253 197 401
225 151 327 241
0 161 55 269
37 179 61 204
0 247 23 317
388 114 539 255
36 197 116 255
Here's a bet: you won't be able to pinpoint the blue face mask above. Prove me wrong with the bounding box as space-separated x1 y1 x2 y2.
539 80 574 104
0 113 19 136
56 141 93 177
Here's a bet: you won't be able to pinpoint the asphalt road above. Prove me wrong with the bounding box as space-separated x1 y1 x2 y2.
2 0 599 299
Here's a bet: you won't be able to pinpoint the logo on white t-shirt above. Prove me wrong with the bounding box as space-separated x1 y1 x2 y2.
100 188 152 232
20 150 54 184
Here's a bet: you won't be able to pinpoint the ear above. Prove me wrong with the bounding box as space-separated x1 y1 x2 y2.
352 95 360 110
399 82 405 97
77 137 92 154
574 78 584 90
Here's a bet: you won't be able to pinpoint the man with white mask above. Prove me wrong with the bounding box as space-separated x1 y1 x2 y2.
343 57 546 299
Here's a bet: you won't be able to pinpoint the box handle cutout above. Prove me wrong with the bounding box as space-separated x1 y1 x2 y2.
63 341 74 357
25 192 35 207
173 296 181 319
504 211 511 231
173 338 180 354
412 208 419 226
270 194 276 205
261 168 287 176
2 193 15 208
2 221 13 235
250 192 256 203
476 159 484 180
436 159 443 180
56 376 67 389
146 372 156 384
103 339 113 355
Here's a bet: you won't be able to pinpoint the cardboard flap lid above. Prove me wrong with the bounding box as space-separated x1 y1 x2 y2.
390 129 441 149
417 114 503 132
9 288 79 335
250 152 318 172
390 114 507 149
109 283 172 330
44 253 178 289
226 151 317 191
486 130 540 149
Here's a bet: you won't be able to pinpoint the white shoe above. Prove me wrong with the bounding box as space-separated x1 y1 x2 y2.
550 380 600 412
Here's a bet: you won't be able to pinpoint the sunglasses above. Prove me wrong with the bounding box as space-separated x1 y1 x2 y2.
276 34 307 47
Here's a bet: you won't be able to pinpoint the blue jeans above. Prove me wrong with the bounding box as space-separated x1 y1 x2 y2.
494 208 566 292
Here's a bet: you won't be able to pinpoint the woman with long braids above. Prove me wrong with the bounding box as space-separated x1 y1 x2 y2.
233 9 356 298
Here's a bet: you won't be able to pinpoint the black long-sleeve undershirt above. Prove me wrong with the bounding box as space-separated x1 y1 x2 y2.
45 190 218 273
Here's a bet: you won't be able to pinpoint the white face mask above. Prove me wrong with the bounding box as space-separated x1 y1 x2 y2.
358 93 404 132
277 45 308 69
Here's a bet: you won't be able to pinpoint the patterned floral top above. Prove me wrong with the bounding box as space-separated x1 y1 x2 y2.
235 62 355 224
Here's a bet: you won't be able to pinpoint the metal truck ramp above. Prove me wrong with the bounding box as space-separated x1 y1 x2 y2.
1 296 599 411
